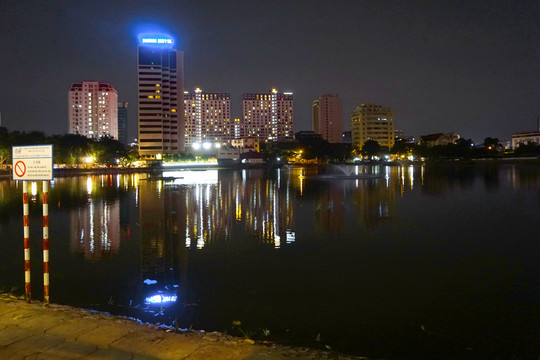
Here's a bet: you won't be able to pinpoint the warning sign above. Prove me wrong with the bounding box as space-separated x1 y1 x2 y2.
14 161 27 177
12 145 54 181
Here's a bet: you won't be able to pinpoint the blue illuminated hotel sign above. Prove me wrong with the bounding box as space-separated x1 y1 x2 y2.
138 33 174 48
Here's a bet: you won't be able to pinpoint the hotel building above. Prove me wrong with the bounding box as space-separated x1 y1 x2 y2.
68 81 118 139
350 103 394 150
242 89 294 142
184 88 231 149
137 34 184 159
312 94 343 143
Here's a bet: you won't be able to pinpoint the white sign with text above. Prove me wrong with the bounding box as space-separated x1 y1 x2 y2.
12 145 54 181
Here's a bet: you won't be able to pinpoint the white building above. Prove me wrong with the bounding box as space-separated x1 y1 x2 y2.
68 81 118 139
184 88 231 149
137 33 184 159
242 89 294 142
512 131 540 148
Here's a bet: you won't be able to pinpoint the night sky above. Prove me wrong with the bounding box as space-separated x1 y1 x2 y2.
0 0 538 143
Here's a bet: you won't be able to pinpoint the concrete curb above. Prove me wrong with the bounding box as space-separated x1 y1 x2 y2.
0 295 368 360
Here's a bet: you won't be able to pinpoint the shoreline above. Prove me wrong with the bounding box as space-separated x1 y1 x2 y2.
0 157 538 179
0 294 369 359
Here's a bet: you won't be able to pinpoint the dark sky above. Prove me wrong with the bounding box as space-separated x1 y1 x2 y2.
0 0 538 143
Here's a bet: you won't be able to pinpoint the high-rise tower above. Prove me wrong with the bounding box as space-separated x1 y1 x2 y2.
312 94 343 143
68 81 118 139
118 101 128 145
242 89 294 142
184 88 231 149
137 33 184 159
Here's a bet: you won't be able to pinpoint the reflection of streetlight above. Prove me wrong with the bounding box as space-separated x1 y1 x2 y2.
86 177 92 195
30 182 38 196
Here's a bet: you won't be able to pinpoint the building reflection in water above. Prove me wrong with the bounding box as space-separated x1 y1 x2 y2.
139 169 296 252
70 198 120 259
299 165 411 230
66 174 136 260
136 169 297 315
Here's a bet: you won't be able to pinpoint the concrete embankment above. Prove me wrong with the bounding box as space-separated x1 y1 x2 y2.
0 295 367 360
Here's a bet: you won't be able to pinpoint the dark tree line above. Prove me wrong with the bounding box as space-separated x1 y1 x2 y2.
391 137 540 160
0 127 139 167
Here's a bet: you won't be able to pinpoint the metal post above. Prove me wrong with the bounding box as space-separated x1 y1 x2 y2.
22 181 31 302
42 181 50 305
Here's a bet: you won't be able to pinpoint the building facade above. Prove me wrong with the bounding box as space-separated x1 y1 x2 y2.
137 33 184 159
242 89 294 142
68 81 118 139
512 131 540 148
184 88 231 149
118 101 128 145
350 103 394 150
312 94 343 143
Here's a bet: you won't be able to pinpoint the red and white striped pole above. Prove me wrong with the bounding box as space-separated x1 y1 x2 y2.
42 181 50 305
22 181 31 302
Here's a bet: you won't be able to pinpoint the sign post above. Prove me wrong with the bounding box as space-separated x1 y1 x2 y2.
12 145 53 305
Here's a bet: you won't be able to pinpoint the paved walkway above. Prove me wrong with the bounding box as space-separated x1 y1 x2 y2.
0 295 366 360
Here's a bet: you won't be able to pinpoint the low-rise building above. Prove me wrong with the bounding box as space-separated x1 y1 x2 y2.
419 133 460 147
511 131 540 148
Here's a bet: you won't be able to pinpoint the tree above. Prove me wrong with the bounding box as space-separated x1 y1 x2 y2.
51 134 89 167
119 145 140 167
514 142 540 157
361 140 381 159
0 145 9 168
91 136 126 166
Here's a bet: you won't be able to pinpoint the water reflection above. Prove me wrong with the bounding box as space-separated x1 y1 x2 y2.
70 199 121 259
61 174 135 259
1 163 540 358
139 169 296 250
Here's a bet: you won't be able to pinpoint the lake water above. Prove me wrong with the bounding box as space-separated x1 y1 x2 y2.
0 163 539 359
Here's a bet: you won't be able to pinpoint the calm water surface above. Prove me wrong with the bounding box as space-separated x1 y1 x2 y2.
0 163 539 359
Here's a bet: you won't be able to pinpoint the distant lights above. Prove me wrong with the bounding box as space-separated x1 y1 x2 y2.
191 142 222 151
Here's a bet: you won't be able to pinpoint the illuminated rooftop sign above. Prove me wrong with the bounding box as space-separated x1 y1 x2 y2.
138 33 174 48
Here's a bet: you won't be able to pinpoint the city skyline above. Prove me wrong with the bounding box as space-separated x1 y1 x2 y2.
0 0 538 143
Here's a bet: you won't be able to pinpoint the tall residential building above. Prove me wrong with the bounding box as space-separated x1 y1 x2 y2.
350 103 394 150
242 89 294 142
68 81 118 139
137 33 184 159
184 88 231 149
118 101 128 145
312 94 343 143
